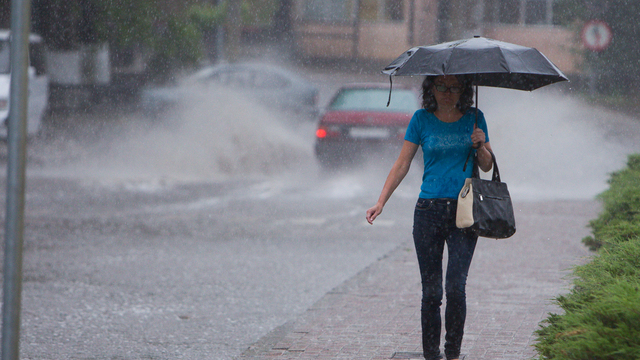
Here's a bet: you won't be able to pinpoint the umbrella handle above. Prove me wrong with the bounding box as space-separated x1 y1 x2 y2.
472 84 481 148
386 75 393 107
475 84 478 126
464 84 480 171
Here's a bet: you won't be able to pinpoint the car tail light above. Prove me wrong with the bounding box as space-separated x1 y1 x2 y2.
316 128 327 138
316 125 341 139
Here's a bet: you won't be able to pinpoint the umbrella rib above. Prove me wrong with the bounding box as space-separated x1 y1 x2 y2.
497 47 513 73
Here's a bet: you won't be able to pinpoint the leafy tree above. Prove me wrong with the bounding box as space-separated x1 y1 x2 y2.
146 14 202 82
33 0 205 81
32 0 286 81
241 0 279 27
33 0 84 50
98 0 204 78
187 2 228 33
95 0 159 49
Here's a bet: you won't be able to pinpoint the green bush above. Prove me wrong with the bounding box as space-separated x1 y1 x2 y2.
535 240 640 359
582 154 640 251
535 154 640 359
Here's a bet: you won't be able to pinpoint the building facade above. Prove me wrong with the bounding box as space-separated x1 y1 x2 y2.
292 0 579 73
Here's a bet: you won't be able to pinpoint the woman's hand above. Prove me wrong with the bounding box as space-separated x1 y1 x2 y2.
366 203 383 225
471 124 493 171
471 123 486 149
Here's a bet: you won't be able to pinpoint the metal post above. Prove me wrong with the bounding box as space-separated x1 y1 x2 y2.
437 0 450 42
2 0 31 358
352 0 361 59
588 54 599 96
408 0 415 45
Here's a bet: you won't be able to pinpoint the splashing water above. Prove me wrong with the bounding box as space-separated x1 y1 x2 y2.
30 85 316 190
480 87 640 200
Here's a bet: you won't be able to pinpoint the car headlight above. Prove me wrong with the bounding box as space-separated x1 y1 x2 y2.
0 99 7 111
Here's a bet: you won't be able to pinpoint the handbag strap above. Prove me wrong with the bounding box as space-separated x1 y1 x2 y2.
471 150 501 182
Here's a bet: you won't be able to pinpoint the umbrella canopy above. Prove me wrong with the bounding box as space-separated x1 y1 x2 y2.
382 36 568 90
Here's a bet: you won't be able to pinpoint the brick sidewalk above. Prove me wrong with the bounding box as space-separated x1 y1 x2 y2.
239 200 598 360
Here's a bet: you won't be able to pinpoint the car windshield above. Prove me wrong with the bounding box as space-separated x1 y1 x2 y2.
0 40 10 74
330 88 418 113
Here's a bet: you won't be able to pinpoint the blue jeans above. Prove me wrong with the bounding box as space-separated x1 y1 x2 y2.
413 198 478 360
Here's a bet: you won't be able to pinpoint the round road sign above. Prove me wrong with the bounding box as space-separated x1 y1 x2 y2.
581 20 612 52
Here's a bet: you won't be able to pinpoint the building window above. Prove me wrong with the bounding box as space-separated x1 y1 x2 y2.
359 0 404 21
489 0 551 25
385 0 404 21
303 0 350 22
525 0 547 24
359 0 379 20
497 0 519 24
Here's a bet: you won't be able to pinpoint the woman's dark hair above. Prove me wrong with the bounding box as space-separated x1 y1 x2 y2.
421 75 474 113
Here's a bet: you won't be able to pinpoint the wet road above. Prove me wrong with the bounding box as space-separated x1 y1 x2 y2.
1 69 640 359
12 174 414 359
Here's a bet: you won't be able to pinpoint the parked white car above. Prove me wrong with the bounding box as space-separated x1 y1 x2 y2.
0 30 49 138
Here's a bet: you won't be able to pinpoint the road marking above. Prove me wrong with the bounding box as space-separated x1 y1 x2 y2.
364 219 396 227
290 217 327 225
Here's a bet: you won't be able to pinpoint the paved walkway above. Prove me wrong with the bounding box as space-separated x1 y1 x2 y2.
239 200 598 360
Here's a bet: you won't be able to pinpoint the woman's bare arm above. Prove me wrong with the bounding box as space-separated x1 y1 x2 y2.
366 141 419 224
476 142 493 173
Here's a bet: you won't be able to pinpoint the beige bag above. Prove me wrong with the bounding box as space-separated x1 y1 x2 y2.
456 178 475 228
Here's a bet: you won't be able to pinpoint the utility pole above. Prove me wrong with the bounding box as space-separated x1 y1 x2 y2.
2 0 31 358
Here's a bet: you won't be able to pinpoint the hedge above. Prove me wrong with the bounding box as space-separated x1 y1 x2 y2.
582 154 640 251
534 154 640 360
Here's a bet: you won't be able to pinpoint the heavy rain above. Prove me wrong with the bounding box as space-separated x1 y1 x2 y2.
0 0 639 359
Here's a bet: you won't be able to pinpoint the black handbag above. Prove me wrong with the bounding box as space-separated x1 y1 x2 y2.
456 151 516 239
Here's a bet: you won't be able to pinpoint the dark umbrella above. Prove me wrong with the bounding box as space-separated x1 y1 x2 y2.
382 36 568 90
382 36 569 169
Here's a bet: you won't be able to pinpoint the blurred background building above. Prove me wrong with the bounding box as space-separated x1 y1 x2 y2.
292 0 577 74
0 0 607 109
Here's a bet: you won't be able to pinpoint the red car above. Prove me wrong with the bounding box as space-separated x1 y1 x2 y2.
315 83 420 168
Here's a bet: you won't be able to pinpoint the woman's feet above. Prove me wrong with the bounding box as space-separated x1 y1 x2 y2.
446 355 466 360
424 351 443 360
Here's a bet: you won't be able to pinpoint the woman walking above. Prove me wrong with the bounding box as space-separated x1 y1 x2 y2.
366 75 493 360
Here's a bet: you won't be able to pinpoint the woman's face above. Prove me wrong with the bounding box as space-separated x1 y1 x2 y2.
432 76 462 111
